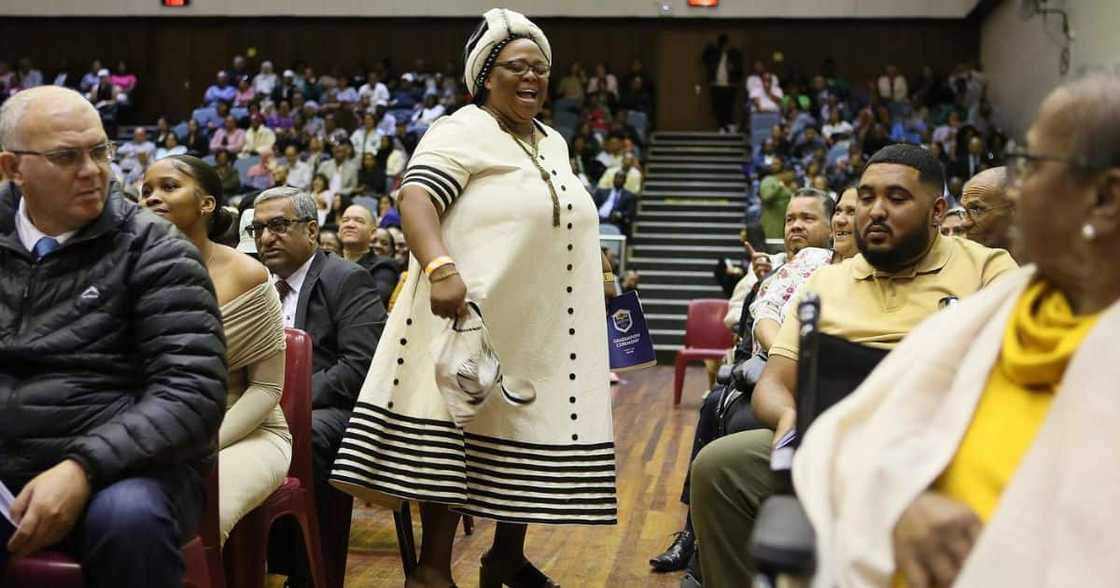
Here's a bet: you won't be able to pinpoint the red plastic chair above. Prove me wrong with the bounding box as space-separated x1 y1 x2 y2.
672 298 734 405
224 328 328 588
0 461 224 588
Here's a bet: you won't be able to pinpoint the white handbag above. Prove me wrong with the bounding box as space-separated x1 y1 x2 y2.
430 301 536 427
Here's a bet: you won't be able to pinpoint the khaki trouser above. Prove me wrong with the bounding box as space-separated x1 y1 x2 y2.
690 428 777 588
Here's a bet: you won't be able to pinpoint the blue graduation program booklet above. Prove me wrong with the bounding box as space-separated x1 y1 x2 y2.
607 291 657 372
1 480 15 570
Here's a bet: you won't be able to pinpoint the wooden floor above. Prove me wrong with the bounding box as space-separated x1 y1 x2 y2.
335 365 710 588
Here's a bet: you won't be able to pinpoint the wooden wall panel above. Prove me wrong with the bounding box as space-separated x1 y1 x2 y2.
0 17 977 129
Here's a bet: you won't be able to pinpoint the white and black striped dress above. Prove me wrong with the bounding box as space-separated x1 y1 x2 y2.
330 105 618 525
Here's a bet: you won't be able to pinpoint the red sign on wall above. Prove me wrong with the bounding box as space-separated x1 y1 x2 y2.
162 0 190 6
687 0 719 6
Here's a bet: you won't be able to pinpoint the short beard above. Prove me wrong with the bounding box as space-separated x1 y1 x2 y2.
856 226 933 272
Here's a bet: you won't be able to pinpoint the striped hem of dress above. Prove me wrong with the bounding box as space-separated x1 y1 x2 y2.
401 165 463 213
331 402 619 525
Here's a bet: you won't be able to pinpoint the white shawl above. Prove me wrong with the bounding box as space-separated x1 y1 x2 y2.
793 265 1120 587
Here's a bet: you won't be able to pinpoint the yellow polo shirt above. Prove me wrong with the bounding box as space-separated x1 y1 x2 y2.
769 235 1018 361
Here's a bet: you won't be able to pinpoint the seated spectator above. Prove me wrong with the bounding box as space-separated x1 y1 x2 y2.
877 64 908 103
954 135 995 179
821 109 853 143
941 207 968 237
229 54 250 82
376 193 400 228
141 155 291 544
249 187 385 584
309 173 337 227
795 72 1120 588
155 132 187 160
759 168 795 241
246 147 278 191
597 151 643 193
154 116 174 148
319 141 359 196
828 148 865 190
210 115 246 155
358 71 390 107
197 100 231 131
960 166 1014 251
214 149 242 195
411 94 446 130
747 61 783 113
318 228 341 255
79 59 101 93
933 110 963 153
0 86 225 587
233 77 256 108
16 58 44 89
242 113 277 158
304 135 329 175
118 126 156 173
86 68 120 119
205 70 237 107
556 62 586 105
338 204 400 305
374 103 397 138
792 127 826 160
593 170 637 235
652 188 842 576
587 63 619 102
595 132 626 171
387 225 408 269
350 112 381 157
690 144 1018 585
356 152 387 196
281 144 312 190
253 60 278 97
336 76 359 105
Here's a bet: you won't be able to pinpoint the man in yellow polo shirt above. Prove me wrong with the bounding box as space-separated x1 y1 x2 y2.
689 144 1018 587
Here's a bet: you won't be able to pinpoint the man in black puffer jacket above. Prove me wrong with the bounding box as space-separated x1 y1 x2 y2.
0 86 227 587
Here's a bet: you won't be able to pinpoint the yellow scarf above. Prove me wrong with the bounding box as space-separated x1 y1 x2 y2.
1000 280 1102 388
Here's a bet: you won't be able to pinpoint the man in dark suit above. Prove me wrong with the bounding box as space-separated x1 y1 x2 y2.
251 186 386 484
252 186 385 586
594 170 637 236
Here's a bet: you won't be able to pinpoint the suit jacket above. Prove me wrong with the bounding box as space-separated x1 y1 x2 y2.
593 187 637 233
293 250 386 416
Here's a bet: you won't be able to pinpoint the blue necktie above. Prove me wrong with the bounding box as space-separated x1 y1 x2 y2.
33 236 60 261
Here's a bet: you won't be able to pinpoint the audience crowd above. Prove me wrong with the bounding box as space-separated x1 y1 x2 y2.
2 37 1117 588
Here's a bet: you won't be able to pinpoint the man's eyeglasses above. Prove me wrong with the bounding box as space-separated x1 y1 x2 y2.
495 60 551 77
246 217 314 237
8 142 115 167
1004 147 1104 185
962 202 1014 222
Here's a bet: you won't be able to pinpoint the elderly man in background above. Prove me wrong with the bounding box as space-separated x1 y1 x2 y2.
960 166 1015 252
337 203 400 306
0 86 226 587
241 113 277 158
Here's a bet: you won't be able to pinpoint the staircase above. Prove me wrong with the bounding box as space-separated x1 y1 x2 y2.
633 131 749 363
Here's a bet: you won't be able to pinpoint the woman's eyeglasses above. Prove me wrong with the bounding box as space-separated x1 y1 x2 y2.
1004 147 1104 185
495 60 551 77
8 142 115 167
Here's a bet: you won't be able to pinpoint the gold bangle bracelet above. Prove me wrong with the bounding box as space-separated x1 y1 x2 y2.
430 270 460 284
424 256 455 276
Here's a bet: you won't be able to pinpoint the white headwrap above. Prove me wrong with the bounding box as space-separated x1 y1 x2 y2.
462 8 552 98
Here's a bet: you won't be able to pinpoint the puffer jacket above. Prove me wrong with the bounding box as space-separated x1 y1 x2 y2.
0 183 227 493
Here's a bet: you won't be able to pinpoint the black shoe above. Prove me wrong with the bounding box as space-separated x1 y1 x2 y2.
649 529 695 573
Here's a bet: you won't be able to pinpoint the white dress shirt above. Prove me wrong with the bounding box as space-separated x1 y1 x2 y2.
16 197 78 252
274 254 315 327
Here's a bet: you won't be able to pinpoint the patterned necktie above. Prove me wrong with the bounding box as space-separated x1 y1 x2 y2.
33 236 60 261
275 279 293 301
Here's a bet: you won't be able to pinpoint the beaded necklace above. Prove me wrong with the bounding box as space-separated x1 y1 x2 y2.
482 105 561 227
